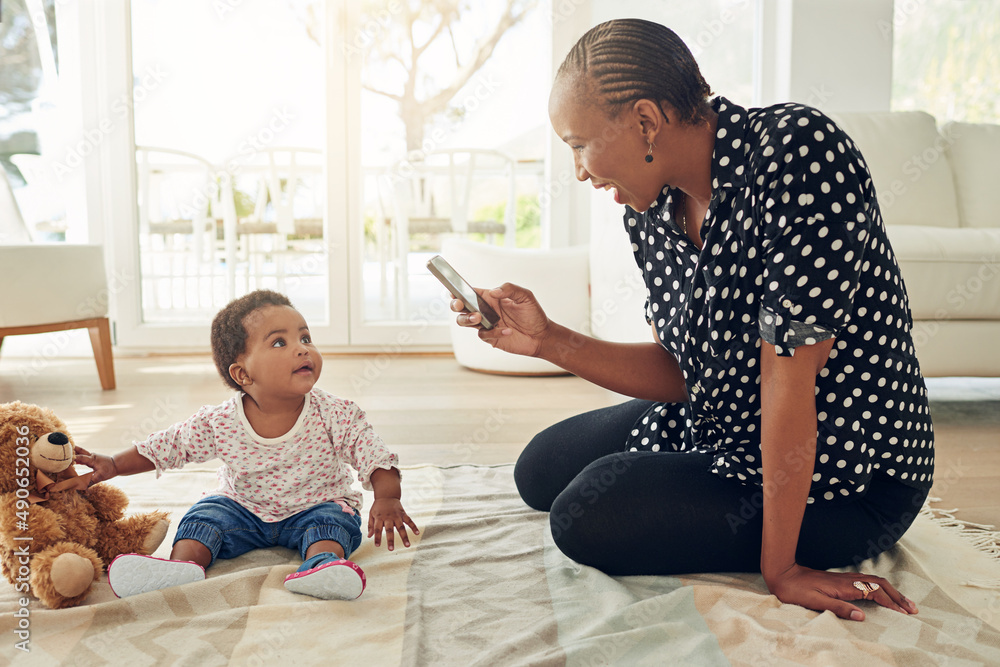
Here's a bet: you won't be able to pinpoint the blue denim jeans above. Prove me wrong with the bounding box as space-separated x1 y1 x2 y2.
174 496 363 567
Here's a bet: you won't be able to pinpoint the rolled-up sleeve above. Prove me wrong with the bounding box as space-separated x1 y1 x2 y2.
755 110 873 357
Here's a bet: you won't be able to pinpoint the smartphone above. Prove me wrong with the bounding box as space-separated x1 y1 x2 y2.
426 255 500 330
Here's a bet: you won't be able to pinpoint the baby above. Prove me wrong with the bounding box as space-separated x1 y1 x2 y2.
77 289 417 600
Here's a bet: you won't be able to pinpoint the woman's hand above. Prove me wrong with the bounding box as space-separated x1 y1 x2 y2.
368 498 419 551
451 282 550 357
765 563 918 621
73 446 118 486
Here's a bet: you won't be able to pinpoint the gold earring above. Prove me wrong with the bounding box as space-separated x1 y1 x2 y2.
645 142 655 163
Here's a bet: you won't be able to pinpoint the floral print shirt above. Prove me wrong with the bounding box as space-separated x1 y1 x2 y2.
136 388 398 521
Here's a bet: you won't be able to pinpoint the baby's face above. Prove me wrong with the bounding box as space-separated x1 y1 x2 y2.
238 305 323 399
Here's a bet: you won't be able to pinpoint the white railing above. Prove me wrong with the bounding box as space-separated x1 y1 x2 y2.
135 146 544 322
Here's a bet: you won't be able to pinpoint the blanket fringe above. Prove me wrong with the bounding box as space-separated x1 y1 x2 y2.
920 497 1000 588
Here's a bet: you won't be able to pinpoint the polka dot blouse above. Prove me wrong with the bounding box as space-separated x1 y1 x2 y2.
135 388 399 521
623 96 934 503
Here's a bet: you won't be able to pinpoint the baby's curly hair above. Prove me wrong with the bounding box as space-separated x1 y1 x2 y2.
211 289 294 391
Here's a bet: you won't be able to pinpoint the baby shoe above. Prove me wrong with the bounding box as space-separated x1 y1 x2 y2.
283 553 366 600
108 553 206 598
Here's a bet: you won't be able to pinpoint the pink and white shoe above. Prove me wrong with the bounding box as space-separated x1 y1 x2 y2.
108 554 205 598
284 556 366 600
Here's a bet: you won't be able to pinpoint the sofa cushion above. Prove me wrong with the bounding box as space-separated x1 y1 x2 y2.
828 111 961 229
886 225 1000 320
942 121 1000 229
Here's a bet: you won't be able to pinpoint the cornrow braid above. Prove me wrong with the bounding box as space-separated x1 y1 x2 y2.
557 19 713 124
211 289 293 391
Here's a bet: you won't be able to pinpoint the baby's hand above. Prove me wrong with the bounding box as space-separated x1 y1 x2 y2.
73 446 118 486
368 498 419 551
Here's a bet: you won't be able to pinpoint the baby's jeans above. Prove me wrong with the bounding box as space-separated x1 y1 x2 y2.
173 495 363 567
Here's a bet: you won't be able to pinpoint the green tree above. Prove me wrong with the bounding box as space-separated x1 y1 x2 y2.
473 194 541 248
0 0 57 123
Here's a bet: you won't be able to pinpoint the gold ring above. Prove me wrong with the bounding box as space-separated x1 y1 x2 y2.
854 581 880 599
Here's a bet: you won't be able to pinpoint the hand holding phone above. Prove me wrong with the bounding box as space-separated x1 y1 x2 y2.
426 255 500 329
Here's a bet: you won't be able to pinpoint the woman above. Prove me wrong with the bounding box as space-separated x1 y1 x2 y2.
454 19 933 622
452 20 934 620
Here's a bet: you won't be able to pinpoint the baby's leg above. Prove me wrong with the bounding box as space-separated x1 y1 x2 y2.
108 496 261 598
304 539 345 560
282 503 365 600
171 539 213 568
107 553 206 598
284 549 366 600
107 531 213 598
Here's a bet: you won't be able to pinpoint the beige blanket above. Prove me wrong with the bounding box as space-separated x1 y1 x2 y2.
3 464 1000 665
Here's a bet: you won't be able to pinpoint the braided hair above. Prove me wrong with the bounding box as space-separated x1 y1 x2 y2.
557 19 713 124
211 289 293 391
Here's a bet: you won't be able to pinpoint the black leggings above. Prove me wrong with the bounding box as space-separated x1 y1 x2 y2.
514 400 929 576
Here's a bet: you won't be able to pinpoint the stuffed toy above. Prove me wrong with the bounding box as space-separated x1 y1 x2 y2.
0 401 169 609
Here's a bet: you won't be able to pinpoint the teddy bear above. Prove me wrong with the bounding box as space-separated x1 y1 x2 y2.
0 401 170 609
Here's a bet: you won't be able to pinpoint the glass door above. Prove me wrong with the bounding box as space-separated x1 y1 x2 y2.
119 0 347 348
346 0 552 346
113 0 551 350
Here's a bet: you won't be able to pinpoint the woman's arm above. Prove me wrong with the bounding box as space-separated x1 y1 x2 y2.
456 283 687 403
759 339 916 621
759 338 832 581
537 321 687 402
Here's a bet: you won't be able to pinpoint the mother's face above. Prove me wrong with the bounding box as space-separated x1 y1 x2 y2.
548 76 666 213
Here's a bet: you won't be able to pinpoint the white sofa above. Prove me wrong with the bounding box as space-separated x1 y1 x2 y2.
590 111 1000 378
827 112 1000 377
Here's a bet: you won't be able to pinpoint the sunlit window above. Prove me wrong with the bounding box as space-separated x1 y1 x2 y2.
0 0 70 243
891 0 1000 123
590 0 757 108
358 0 551 323
130 0 327 324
